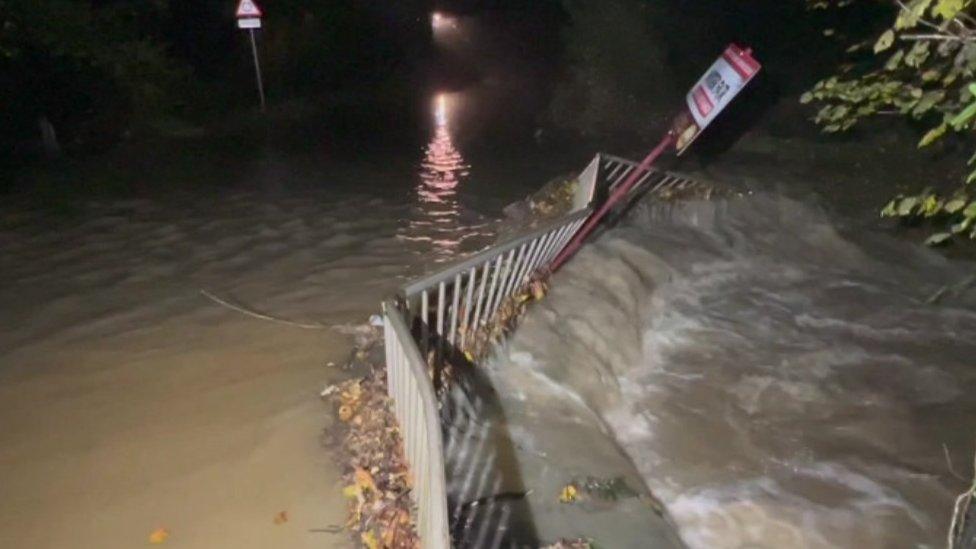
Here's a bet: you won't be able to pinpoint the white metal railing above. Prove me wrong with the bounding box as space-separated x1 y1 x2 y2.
382 300 451 548
380 153 708 548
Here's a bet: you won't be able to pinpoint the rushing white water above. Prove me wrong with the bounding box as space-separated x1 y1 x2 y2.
492 192 976 548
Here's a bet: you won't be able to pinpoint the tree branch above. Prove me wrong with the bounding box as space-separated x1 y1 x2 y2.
900 32 976 42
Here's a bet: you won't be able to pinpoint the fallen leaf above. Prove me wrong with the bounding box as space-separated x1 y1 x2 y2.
559 484 579 504
273 510 288 525
362 530 380 549
342 483 360 499
338 405 354 422
148 528 169 544
354 467 377 493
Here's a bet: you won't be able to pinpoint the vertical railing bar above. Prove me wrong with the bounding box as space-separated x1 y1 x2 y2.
488 249 517 317
649 173 671 193
460 267 477 349
436 281 446 368
540 226 569 265
448 273 461 346
552 221 581 262
512 238 540 294
543 225 574 264
492 248 518 316
527 230 557 273
635 167 656 187
470 262 491 337
480 255 505 326
421 290 430 361
532 230 557 269
502 242 528 300
614 164 635 185
436 282 446 337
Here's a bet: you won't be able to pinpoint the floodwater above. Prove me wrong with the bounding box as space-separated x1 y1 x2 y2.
493 192 976 548
0 87 537 548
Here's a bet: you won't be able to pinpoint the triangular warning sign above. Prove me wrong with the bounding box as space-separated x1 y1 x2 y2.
235 0 262 18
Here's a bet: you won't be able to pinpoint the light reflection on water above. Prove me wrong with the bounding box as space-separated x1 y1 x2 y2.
401 93 487 261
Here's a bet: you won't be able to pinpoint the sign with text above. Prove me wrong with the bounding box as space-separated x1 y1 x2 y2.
674 44 761 154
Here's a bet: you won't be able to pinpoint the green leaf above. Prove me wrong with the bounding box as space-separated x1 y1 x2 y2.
885 49 905 70
913 90 946 117
925 232 953 245
896 0 934 29
945 196 968 212
932 0 964 20
951 101 976 129
922 194 942 216
898 196 921 216
905 41 931 67
951 217 972 233
919 123 948 147
882 198 900 217
874 30 896 53
800 92 814 104
964 201 976 218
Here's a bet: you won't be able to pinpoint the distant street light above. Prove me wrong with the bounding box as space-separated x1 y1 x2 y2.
431 11 456 32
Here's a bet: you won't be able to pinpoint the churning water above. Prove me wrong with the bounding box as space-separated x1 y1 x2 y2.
492 192 976 548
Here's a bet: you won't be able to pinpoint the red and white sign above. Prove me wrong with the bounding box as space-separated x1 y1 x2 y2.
674 44 761 154
686 44 760 129
235 0 263 19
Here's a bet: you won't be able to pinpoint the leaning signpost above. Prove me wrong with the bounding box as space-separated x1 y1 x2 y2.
550 44 761 272
236 0 266 112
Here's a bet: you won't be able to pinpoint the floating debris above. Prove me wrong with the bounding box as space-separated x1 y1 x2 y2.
148 527 169 544
558 484 579 504
529 176 578 218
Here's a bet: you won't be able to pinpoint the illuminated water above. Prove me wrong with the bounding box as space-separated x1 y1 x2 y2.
0 90 515 548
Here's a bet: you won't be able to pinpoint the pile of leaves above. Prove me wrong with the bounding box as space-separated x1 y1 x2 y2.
458 277 550 362
500 176 580 240
325 367 420 548
530 177 579 218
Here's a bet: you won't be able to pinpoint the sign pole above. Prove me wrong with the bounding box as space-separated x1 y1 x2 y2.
549 44 761 273
248 28 266 113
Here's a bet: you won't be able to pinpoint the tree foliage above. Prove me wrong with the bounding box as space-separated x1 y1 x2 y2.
805 0 976 243
0 0 185 157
